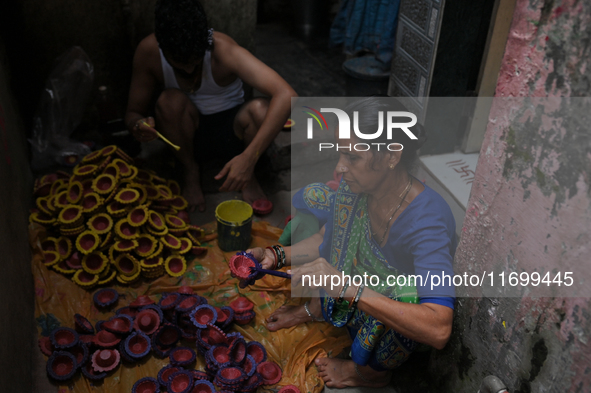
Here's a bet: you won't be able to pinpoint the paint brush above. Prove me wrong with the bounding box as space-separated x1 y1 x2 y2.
142 122 181 151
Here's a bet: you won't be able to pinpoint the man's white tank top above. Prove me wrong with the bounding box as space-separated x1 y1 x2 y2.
159 49 244 115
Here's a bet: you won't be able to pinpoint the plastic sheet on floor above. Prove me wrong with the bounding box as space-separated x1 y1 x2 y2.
31 221 351 393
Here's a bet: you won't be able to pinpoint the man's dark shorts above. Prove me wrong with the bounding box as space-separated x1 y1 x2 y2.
194 104 244 163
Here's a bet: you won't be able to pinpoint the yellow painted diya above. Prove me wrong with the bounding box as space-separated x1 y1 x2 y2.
66 181 83 204
128 206 148 227
81 193 103 214
165 255 187 277
92 174 117 195
82 252 109 275
135 234 157 257
115 188 140 205
88 213 113 235
114 219 140 240
58 205 84 227
76 231 100 255
114 254 140 276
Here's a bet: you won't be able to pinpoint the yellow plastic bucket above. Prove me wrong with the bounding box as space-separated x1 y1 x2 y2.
215 200 253 251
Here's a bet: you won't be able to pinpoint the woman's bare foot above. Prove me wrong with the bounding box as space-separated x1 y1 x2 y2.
315 358 391 388
241 176 266 205
183 170 206 212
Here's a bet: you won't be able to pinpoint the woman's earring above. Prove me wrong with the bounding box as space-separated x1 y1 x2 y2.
389 164 395 170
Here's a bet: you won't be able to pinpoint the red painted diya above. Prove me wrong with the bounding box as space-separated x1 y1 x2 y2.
191 380 216 393
257 361 282 385
210 345 231 366
94 330 122 348
94 288 119 308
176 295 202 313
178 286 195 295
46 351 77 381
278 385 301 393
229 297 254 313
133 309 161 335
91 349 120 372
198 324 227 347
74 313 94 334
190 305 218 328
130 295 155 308
67 343 89 367
229 255 256 280
169 347 196 367
103 316 133 334
128 206 149 227
168 370 194 393
38 336 54 356
159 293 182 310
50 327 79 349
252 199 273 216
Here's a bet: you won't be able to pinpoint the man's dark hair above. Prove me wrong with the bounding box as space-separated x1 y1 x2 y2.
155 0 212 63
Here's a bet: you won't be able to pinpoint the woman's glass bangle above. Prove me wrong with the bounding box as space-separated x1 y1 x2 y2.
265 246 278 270
271 245 286 270
348 283 365 310
336 282 349 304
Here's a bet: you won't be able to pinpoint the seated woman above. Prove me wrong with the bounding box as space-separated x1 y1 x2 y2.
247 97 456 388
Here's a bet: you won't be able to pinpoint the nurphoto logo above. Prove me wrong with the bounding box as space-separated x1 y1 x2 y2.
303 106 418 152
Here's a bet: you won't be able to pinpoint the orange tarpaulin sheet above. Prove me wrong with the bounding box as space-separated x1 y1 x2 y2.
31 221 351 393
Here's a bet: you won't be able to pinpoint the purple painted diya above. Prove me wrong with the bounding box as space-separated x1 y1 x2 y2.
190 305 218 328
93 288 119 308
169 347 196 367
46 351 77 381
132 377 161 393
50 327 79 350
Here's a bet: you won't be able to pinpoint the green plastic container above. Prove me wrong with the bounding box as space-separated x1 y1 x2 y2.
215 200 253 252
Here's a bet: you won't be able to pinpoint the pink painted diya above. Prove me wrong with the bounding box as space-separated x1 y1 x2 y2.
252 199 273 216
278 385 301 393
229 254 256 280
46 351 77 381
91 348 120 372
133 308 161 336
256 361 283 385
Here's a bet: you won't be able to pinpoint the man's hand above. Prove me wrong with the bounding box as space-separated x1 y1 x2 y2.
130 116 158 142
215 152 257 192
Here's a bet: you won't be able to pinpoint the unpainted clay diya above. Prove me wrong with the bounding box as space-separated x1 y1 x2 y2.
91 348 120 372
169 346 196 367
50 327 79 350
93 288 119 308
46 351 77 381
132 377 161 393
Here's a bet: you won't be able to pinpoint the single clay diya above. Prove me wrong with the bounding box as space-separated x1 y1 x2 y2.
132 377 160 393
46 351 77 381
196 324 227 352
225 332 244 347
169 347 196 367
190 305 218 328
67 182 83 204
131 295 155 308
137 235 157 255
170 197 188 211
165 215 186 228
129 206 148 226
257 361 282 385
159 293 182 310
41 238 57 253
79 334 95 346
103 315 133 334
56 237 72 259
82 194 102 212
246 342 267 364
124 331 151 359
234 310 256 325
88 214 112 233
91 348 120 372
116 254 139 276
154 324 182 347
191 370 209 381
74 314 94 334
229 255 256 280
43 251 60 266
50 327 79 349
243 355 256 377
114 239 137 252
158 365 181 387
229 337 247 365
242 373 264 392
161 234 181 249
38 336 54 356
93 288 119 308
176 295 202 313
168 370 194 393
116 306 139 319
215 367 247 387
77 231 99 254
66 252 82 269
67 343 89 368
94 330 122 348
178 237 192 254
94 174 115 193
165 255 187 277
278 385 301 393
117 221 139 238
81 359 107 381
60 205 83 223
116 188 140 204
229 297 254 313
208 345 231 367
152 334 174 358
191 380 216 393
114 159 131 176
83 253 108 274
252 199 273 215
180 324 199 341
177 286 195 295
133 309 161 335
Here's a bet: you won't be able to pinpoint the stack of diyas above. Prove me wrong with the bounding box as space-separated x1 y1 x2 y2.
31 145 208 288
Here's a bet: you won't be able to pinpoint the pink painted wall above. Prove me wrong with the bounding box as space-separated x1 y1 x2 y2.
393 1 591 392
